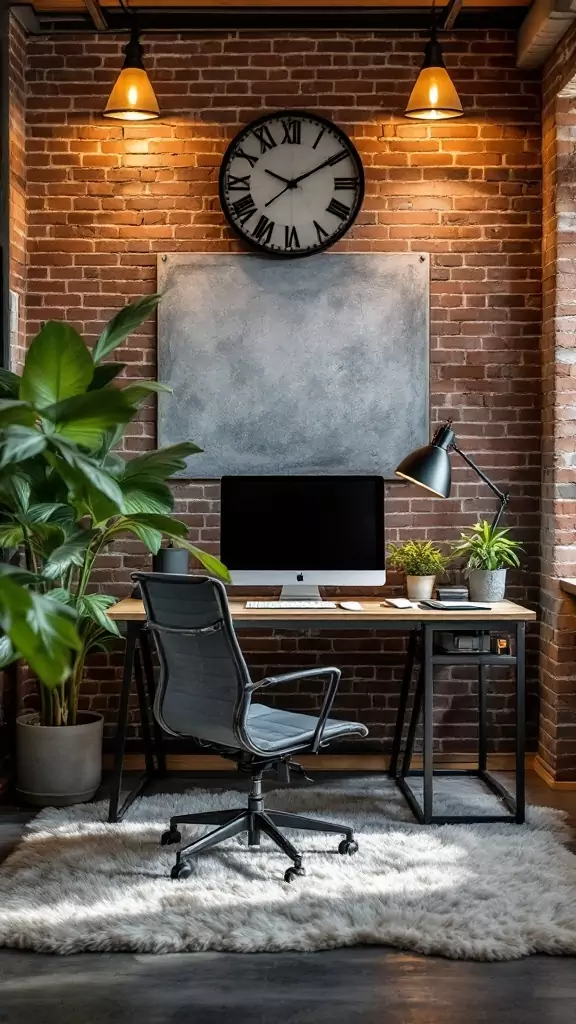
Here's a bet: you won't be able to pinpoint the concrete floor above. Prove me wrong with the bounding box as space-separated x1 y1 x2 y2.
1 946 576 1024
0 771 575 1024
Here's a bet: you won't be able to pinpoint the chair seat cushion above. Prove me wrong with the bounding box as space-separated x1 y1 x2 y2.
246 702 368 753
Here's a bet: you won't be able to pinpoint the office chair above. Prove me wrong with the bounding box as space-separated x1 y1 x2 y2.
133 572 368 883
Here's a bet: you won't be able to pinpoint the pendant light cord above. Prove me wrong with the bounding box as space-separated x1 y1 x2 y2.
118 0 139 34
117 0 141 59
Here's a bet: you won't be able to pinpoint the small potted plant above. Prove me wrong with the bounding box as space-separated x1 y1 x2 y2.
452 520 522 602
388 540 451 601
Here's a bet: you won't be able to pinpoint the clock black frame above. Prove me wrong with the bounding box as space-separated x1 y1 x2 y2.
218 109 365 259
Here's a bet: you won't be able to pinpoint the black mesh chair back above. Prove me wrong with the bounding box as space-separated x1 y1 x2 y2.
134 573 251 750
133 571 367 882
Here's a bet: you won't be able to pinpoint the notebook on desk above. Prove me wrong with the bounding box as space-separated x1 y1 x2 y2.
419 600 492 611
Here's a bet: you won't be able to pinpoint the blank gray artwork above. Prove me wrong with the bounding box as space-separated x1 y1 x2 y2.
157 253 429 478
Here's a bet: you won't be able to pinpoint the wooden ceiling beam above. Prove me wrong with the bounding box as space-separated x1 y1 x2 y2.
84 0 107 28
443 0 464 28
29 0 531 11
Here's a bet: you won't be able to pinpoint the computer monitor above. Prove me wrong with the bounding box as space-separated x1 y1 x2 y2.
220 476 385 600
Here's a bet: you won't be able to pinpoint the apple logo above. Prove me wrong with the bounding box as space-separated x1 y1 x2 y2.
297 573 304 582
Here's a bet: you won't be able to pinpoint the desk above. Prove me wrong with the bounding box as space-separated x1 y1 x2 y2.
108 597 536 826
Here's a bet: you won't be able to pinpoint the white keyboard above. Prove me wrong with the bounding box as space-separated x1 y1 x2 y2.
245 600 338 609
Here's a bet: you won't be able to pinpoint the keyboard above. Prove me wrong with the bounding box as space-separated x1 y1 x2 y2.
245 600 338 609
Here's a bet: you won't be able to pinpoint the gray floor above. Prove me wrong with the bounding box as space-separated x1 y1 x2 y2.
1 772 575 1024
1 947 575 1024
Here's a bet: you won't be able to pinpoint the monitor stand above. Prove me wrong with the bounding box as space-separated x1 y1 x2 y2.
279 584 322 602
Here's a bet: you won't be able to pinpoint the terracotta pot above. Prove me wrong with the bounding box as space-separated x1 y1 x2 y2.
16 710 103 807
405 575 436 601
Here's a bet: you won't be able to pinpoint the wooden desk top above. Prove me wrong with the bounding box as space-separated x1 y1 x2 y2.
108 597 536 624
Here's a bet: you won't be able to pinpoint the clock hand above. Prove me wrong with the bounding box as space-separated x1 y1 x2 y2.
263 151 345 207
264 183 293 208
292 151 346 186
265 169 294 186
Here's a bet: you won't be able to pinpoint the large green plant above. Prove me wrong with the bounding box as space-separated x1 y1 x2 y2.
0 564 81 688
0 295 229 726
452 521 522 573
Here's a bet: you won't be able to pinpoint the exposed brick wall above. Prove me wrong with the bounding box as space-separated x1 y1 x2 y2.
539 23 576 781
8 13 27 369
15 28 543 753
1 15 28 787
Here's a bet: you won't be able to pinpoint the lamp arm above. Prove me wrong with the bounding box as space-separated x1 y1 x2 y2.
451 443 510 529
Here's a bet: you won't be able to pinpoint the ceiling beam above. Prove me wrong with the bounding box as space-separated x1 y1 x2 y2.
442 0 464 28
17 1 530 33
29 0 531 10
517 0 576 67
84 0 107 27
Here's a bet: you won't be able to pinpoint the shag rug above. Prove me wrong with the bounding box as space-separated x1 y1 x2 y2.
1 778 575 960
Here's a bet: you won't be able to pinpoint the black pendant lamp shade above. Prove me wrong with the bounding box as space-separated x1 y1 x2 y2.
395 422 455 498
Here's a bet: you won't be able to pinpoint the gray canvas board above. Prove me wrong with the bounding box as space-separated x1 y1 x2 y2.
157 253 429 478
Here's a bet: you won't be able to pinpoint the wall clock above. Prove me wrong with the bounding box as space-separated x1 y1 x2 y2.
219 110 365 258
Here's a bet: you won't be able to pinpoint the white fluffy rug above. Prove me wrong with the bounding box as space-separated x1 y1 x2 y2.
1 778 575 960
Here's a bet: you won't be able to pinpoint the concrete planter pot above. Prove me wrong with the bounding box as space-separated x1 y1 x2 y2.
16 711 104 807
406 575 436 601
468 568 507 603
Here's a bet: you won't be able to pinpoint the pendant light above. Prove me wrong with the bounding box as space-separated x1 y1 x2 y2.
103 20 159 122
404 10 463 121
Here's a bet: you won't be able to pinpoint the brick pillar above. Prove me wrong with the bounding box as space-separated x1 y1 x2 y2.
7 12 27 368
540 29 576 781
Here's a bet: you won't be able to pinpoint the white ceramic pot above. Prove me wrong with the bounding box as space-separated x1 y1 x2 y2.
468 568 507 603
16 711 104 807
406 575 436 601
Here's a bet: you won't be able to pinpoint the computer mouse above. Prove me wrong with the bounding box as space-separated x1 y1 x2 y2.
340 601 363 611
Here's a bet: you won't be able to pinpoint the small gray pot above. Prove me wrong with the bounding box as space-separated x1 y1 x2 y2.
16 711 103 807
468 568 507 603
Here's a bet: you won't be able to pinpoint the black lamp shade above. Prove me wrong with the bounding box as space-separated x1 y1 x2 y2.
395 423 455 498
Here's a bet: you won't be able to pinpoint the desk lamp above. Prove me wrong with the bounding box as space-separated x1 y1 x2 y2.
395 421 510 529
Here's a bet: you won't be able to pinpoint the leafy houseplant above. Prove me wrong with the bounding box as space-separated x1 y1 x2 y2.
387 540 451 601
0 295 229 805
452 521 522 602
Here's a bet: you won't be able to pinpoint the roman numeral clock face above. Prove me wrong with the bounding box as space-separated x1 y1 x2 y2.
219 111 365 257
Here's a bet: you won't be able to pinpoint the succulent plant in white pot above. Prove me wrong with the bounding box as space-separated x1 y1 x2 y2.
452 520 522 602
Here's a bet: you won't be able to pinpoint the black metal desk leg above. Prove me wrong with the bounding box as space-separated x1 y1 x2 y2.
389 630 418 778
108 622 138 824
401 661 424 777
478 662 488 773
139 628 166 776
515 621 526 824
423 624 434 824
134 645 155 778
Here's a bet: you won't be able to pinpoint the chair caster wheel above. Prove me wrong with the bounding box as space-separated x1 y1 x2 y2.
284 863 305 883
170 859 194 881
161 829 181 846
338 838 358 856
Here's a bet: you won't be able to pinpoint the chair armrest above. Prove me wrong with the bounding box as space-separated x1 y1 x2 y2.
251 666 338 691
251 666 342 754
